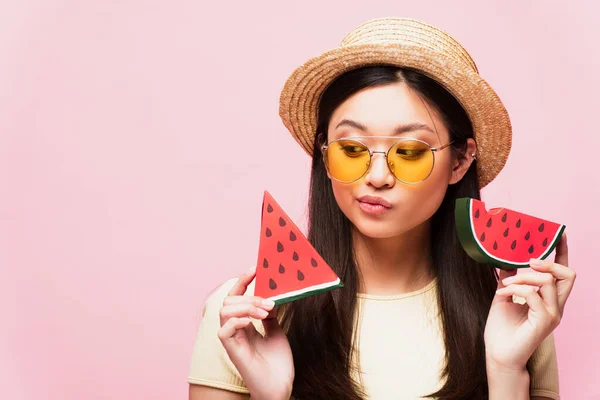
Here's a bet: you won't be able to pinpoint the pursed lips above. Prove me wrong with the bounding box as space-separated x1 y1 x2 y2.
357 195 393 208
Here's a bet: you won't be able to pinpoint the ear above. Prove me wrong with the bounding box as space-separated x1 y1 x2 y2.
449 138 477 185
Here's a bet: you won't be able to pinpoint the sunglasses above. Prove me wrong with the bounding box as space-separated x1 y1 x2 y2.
321 136 455 184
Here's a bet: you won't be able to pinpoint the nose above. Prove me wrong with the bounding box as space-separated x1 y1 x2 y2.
364 151 395 188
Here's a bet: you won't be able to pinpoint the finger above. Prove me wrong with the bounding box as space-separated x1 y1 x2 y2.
223 295 276 311
529 259 575 280
502 271 559 313
496 284 548 315
493 269 518 304
244 320 261 341
529 258 576 313
227 266 257 297
496 268 518 290
219 304 271 326
554 232 569 268
217 316 253 342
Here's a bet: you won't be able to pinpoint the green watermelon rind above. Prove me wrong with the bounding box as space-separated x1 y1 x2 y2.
268 278 344 306
455 198 566 270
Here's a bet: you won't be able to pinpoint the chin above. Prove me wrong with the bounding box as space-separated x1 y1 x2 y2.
353 224 401 239
349 213 414 239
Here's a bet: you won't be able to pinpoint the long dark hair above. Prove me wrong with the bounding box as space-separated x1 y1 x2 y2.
279 66 512 399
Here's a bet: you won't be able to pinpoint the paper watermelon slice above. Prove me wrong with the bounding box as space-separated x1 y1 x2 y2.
253 191 343 305
455 198 566 270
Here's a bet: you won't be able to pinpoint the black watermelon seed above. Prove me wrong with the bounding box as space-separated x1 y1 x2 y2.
269 278 277 290
290 231 297 241
542 237 548 247
311 258 318 267
292 251 299 261
267 204 273 213
528 245 535 254
538 223 545 232
511 240 517 250
502 213 507 223
279 264 285 273
263 258 269 268
480 232 486 242
493 241 498 250
277 242 284 252
297 270 305 281
486 218 492 228
503 228 509 237
525 231 530 240
279 217 286 227
265 228 272 237
516 219 521 228
475 209 480 219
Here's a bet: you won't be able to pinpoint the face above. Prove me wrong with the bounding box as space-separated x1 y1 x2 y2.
325 82 474 239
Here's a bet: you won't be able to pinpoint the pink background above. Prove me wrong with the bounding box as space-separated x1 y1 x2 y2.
1 1 598 399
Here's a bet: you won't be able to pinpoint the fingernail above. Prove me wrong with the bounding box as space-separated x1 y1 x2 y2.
262 299 275 308
529 258 545 266
247 265 256 274
257 308 269 317
502 277 515 284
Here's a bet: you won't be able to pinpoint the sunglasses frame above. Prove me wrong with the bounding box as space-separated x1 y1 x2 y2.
321 136 455 185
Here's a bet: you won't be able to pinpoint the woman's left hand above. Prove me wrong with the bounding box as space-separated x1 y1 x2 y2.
484 233 575 370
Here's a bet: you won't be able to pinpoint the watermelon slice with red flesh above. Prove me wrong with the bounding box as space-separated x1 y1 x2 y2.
455 198 566 270
254 191 343 305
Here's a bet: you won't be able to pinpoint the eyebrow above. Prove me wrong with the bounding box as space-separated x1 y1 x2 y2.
334 119 436 135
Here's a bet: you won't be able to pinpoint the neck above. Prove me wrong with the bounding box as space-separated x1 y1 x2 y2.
353 221 435 295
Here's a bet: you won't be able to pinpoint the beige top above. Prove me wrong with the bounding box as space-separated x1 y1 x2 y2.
188 277 560 399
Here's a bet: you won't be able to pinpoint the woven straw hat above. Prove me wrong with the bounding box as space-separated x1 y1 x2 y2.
279 17 511 188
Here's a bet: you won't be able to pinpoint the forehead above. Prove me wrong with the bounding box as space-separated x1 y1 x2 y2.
328 83 446 140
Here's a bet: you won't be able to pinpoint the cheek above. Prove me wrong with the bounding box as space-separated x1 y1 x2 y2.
412 172 450 216
433 151 455 181
330 180 357 211
409 154 453 210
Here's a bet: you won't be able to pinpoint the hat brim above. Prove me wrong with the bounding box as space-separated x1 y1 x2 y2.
279 43 511 189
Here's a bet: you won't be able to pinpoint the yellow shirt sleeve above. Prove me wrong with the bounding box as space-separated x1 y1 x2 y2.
187 278 250 394
529 331 560 399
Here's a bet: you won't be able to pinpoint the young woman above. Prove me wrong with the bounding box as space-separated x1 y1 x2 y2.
188 18 575 400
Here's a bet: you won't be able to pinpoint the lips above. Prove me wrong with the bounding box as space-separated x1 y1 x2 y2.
357 195 392 209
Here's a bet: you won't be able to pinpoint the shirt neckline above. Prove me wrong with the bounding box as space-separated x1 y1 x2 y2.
356 276 438 301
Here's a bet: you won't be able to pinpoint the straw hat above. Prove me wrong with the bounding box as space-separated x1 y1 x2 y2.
279 17 511 189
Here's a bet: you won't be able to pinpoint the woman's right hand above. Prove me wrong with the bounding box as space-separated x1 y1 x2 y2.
218 267 294 400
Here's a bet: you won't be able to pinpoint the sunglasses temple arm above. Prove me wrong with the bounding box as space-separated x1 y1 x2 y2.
431 140 455 152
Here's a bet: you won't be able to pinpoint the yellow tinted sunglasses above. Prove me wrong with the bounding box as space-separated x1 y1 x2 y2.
321 136 455 184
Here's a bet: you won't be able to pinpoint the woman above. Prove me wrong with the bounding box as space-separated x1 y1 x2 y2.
188 18 574 399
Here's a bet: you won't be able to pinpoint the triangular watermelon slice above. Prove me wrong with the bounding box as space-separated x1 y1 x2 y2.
455 197 566 270
253 191 343 305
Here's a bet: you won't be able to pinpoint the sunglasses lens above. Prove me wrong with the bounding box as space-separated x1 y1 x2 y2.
388 140 434 183
324 140 370 182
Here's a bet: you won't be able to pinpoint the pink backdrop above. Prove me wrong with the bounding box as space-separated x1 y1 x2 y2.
2 1 598 399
